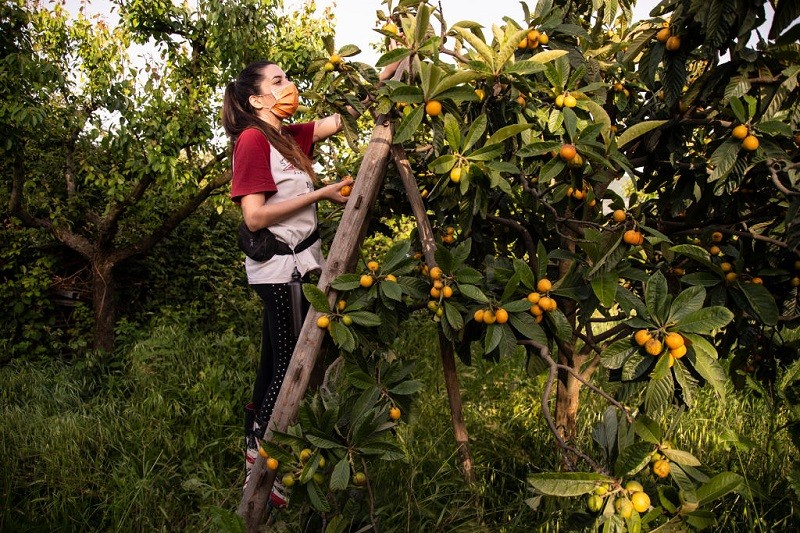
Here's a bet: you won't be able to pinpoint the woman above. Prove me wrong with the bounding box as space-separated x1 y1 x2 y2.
221 59 395 507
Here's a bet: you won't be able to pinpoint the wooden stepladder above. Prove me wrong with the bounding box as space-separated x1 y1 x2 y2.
238 117 475 531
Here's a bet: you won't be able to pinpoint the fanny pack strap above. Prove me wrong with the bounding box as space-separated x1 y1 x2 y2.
274 229 320 256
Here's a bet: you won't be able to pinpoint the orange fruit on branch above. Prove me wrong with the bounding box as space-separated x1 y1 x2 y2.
425 100 442 116
559 144 577 161
665 35 681 51
742 134 759 151
645 338 663 356
634 329 652 346
664 332 684 350
731 124 748 140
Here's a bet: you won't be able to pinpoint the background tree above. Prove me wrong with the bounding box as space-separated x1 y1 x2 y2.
1 0 333 353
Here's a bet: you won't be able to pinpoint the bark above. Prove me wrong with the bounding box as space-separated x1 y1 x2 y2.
554 353 585 447
237 118 393 532
90 258 116 353
439 334 475 483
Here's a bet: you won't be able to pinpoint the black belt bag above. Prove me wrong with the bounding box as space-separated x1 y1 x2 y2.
238 222 320 262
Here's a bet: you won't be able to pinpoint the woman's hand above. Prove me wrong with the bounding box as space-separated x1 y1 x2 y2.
319 176 354 205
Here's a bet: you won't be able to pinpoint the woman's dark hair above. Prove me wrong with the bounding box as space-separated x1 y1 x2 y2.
222 60 316 180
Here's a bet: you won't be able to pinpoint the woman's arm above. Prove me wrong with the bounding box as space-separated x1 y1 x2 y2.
240 177 354 231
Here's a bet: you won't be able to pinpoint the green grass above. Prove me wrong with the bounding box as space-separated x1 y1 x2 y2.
2 313 799 531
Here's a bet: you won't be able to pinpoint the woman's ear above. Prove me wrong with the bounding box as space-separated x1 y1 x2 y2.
249 94 263 110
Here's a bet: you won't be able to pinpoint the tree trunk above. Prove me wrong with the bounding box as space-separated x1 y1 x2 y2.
439 333 475 483
237 118 393 531
91 258 116 353
554 352 584 448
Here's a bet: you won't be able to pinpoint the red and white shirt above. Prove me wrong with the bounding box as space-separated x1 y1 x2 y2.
231 123 323 283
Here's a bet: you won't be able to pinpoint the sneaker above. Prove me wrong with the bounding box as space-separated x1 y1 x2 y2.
243 403 258 490
269 480 288 509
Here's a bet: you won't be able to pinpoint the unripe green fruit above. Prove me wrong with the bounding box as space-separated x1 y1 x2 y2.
587 494 604 512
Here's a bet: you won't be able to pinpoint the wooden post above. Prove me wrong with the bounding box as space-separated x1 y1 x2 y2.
390 145 475 483
237 118 393 531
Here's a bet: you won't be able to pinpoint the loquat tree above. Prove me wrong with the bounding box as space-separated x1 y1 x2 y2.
250 0 800 530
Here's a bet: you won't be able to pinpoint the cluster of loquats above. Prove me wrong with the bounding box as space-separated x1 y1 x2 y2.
426 266 452 320
322 53 344 73
655 21 681 52
473 306 509 325
525 278 557 323
554 91 577 109
442 225 457 244
730 123 759 152
587 480 652 519
517 27 549 51
316 260 397 330
633 329 687 366
623 228 645 246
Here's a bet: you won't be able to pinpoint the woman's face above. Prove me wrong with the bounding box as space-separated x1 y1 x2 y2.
258 64 291 96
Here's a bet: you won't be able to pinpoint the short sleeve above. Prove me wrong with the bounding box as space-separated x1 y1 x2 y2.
230 128 277 203
284 122 316 157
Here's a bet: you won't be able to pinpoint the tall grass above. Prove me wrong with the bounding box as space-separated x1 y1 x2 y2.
2 313 798 531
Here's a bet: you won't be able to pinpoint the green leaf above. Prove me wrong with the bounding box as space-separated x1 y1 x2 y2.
530 49 569 64
393 105 424 145
645 372 675 414
514 258 537 290
485 324 502 354
376 47 412 68
667 286 706 325
463 114 487 152
673 359 699 409
516 140 563 158
670 244 717 271
616 120 667 148
380 279 404 302
444 301 464 331
389 379 424 395
645 271 669 325
305 434 345 450
509 311 548 344
729 97 747 124
696 472 744 505
661 448 701 467
633 415 663 445
346 311 382 327
547 309 573 341
459 283 489 303
330 274 363 291
591 271 619 308
709 138 740 182
736 282 779 326
486 123 535 146
677 307 734 333
528 472 614 497
329 320 356 352
429 154 458 174
615 442 655 477
306 480 331 512
601 338 637 370
453 27 495 70
329 456 350 491
690 342 727 399
303 283 331 313
539 156 566 182
443 113 461 149
622 352 653 381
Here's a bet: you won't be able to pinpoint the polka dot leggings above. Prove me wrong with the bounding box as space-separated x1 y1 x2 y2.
250 282 309 438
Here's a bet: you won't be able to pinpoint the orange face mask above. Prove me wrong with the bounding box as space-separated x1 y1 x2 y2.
265 83 299 119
